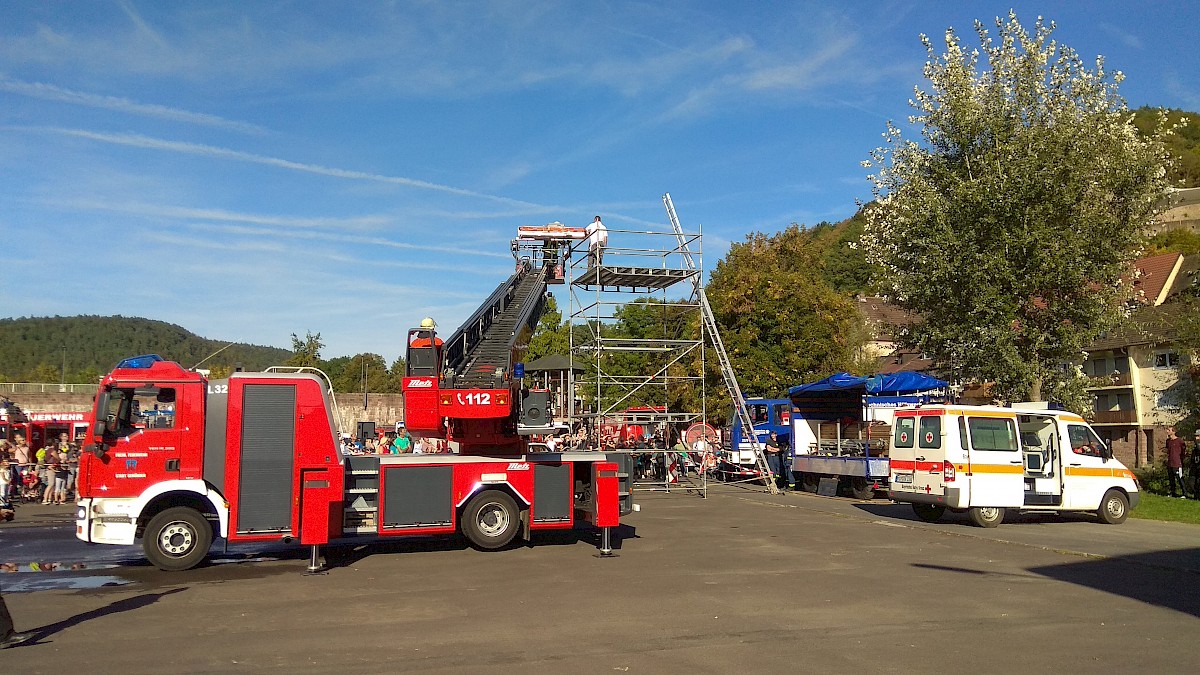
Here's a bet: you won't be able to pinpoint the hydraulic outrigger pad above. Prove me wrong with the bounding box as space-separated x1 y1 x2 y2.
304 544 328 575
594 526 619 559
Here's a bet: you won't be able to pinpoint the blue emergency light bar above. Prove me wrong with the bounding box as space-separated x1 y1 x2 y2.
115 354 165 369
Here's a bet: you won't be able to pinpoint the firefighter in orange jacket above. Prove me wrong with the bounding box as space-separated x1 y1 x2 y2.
410 317 444 348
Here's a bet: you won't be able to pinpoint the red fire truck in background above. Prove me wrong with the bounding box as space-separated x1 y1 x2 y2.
1 401 90 450
76 227 634 571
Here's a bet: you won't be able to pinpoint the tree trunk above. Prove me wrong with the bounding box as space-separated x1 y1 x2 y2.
1029 375 1043 402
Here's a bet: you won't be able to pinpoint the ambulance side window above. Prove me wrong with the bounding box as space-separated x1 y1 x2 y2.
959 416 969 450
968 417 1018 452
918 416 941 449
893 417 915 448
1068 425 1105 457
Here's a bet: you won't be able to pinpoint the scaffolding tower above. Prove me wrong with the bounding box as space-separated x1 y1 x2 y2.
567 209 711 496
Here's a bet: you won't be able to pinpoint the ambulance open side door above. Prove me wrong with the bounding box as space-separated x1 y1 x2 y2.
961 413 1024 508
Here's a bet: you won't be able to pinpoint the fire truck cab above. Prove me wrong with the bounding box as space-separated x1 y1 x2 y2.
888 404 1139 527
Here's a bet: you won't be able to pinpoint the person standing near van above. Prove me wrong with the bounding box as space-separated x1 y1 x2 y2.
1190 431 1200 500
1165 427 1188 499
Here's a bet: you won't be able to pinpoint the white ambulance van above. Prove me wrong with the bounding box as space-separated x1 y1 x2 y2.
887 404 1139 527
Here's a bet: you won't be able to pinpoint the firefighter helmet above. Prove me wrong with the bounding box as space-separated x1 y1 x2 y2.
420 317 437 329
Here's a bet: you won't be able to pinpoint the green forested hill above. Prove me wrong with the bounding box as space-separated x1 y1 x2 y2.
1133 107 1200 188
0 316 290 382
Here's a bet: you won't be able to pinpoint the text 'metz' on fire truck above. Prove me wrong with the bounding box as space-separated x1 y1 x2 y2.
75 223 635 571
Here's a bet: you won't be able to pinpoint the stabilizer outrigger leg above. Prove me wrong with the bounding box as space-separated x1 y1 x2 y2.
594 526 619 559
304 544 327 575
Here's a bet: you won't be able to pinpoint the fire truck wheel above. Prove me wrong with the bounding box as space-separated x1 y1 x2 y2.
1097 489 1129 524
967 506 1004 528
461 490 520 550
848 477 875 500
912 503 945 523
143 507 212 571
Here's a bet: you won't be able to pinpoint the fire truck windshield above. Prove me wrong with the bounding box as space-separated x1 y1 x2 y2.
100 386 177 436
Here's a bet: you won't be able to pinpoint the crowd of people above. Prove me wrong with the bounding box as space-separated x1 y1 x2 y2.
339 429 453 455
1 432 80 508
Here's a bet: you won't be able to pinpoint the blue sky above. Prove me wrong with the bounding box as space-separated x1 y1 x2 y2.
2 1 1197 365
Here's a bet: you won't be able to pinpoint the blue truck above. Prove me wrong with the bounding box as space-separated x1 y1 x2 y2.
787 372 947 498
729 373 947 497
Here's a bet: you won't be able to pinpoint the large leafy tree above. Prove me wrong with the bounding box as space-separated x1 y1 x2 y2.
526 295 569 361
707 225 868 399
862 13 1175 402
285 331 324 368
332 353 390 393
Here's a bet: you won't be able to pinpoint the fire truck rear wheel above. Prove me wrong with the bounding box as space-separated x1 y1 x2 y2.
1097 489 1129 524
462 490 520 550
143 507 212 571
912 503 945 523
967 506 1004 528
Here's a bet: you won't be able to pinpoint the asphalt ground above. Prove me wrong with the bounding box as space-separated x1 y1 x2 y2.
2 486 1199 673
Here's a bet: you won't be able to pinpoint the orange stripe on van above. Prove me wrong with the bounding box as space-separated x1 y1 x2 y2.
965 464 1025 475
1064 467 1130 478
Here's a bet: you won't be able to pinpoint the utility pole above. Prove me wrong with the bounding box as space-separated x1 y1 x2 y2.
60 344 67 392
362 357 368 410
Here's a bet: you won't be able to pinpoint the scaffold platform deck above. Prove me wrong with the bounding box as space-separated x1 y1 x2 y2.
571 265 697 291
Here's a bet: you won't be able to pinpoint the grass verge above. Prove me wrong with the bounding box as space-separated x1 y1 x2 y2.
1130 491 1200 525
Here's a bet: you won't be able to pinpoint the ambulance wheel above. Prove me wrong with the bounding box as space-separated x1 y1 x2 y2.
462 490 520 550
143 507 212 571
912 503 945 523
967 506 1005 528
848 477 875 500
1097 489 1129 524
800 473 820 493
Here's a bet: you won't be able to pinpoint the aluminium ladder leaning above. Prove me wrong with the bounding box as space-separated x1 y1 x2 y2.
663 193 779 495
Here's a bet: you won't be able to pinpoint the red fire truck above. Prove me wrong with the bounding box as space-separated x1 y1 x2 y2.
0 402 90 450
76 228 633 571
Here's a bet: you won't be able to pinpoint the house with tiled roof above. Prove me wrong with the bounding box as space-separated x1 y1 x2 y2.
1084 252 1195 467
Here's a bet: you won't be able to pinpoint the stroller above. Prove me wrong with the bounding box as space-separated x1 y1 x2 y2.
21 469 43 503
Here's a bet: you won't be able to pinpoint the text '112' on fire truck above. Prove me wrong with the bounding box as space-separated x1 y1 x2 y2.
75 226 635 571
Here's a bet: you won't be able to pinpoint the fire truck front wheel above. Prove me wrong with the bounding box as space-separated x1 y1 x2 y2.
143 507 213 571
461 490 520 550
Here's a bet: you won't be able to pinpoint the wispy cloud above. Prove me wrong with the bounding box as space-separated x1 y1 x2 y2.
0 76 267 133
188 223 512 259
63 199 391 231
1098 23 1144 50
1162 72 1200 110
117 0 170 50
24 126 560 211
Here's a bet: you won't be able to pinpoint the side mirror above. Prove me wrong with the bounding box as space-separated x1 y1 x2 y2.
93 418 108 437
91 443 106 460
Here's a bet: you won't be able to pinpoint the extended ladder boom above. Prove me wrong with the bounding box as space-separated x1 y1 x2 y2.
663 193 779 494
442 264 548 388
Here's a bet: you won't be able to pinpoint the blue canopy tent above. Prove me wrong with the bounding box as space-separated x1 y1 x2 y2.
787 372 948 421
787 371 948 397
